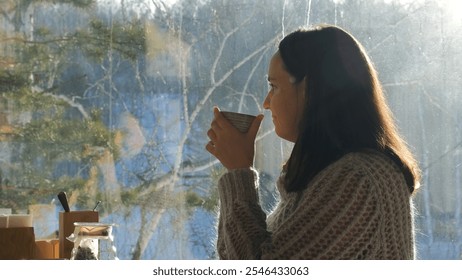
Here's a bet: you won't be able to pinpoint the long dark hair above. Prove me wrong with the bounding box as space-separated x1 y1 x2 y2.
279 24 421 193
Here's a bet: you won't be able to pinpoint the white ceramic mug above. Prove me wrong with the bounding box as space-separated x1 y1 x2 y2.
221 111 256 133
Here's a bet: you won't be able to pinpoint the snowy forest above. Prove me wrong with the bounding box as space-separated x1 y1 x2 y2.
0 0 461 259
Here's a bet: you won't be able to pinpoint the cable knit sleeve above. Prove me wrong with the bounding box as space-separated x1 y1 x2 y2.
216 153 407 259
216 168 269 259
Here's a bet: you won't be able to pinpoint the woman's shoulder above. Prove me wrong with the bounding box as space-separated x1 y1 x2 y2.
342 149 401 172
312 149 404 185
291 150 408 206
278 149 406 197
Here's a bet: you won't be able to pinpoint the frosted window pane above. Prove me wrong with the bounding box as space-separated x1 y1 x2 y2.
0 0 460 259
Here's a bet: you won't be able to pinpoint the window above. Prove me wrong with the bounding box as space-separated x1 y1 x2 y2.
0 0 460 259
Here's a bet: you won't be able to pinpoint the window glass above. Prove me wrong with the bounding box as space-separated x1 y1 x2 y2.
0 0 460 259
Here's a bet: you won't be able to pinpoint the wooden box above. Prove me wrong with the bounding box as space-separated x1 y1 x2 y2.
0 227 36 260
35 239 60 259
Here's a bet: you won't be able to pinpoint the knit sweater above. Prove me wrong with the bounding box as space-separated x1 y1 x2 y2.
216 150 415 259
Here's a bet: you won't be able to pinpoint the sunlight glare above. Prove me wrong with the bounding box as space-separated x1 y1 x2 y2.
443 0 462 19
384 0 461 23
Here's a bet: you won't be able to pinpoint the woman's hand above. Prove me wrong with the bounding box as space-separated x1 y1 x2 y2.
206 107 264 170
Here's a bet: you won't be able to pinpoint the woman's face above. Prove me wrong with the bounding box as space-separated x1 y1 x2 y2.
263 52 305 143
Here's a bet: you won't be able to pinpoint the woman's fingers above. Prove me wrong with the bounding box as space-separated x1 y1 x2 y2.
213 106 234 131
210 119 221 132
206 106 263 169
207 128 217 142
248 114 264 140
205 140 215 154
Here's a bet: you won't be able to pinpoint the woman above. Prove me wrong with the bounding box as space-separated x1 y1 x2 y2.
205 24 421 259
